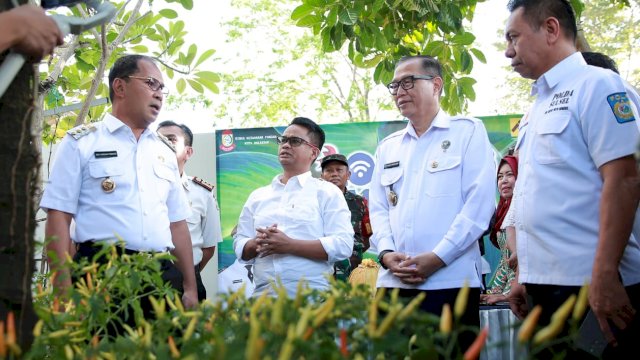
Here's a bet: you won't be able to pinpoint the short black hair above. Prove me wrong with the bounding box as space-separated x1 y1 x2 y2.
396 55 442 78
157 120 194 146
289 117 325 150
507 0 577 41
395 55 443 95
582 52 619 74
108 54 157 102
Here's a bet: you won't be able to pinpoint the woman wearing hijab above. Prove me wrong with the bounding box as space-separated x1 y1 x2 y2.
480 155 518 305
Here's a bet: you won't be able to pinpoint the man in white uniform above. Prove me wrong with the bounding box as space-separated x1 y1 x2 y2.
369 55 496 353
234 117 354 297
505 0 640 356
158 121 223 301
41 55 198 310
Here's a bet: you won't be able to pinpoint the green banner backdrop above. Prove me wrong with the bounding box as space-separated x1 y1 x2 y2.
215 115 521 270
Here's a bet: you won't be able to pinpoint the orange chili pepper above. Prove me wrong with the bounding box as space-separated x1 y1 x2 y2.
463 326 489 360
0 321 6 358
6 312 15 345
302 327 314 341
168 336 180 358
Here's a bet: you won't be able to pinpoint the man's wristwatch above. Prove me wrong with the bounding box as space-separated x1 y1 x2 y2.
377 250 393 270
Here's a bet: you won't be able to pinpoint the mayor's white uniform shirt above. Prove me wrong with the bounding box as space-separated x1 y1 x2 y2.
369 111 496 290
182 173 223 266
40 113 190 252
233 171 354 297
514 52 640 287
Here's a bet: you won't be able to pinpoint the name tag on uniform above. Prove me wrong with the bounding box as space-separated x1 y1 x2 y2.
94 151 118 158
384 161 400 169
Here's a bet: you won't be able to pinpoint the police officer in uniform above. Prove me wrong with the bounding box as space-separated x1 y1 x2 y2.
41 54 198 309
157 121 223 301
505 1 640 356
320 153 372 280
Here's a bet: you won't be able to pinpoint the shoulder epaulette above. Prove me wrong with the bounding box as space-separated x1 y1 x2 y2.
450 116 479 123
157 132 176 153
67 123 97 140
191 176 214 192
379 129 404 144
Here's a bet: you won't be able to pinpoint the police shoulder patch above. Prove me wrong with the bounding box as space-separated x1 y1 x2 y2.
607 92 636 124
67 123 97 140
191 176 214 192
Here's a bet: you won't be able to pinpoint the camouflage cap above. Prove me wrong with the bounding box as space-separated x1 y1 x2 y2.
321 153 349 169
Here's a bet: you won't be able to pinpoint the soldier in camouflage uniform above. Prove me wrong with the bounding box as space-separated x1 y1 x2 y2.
321 154 373 280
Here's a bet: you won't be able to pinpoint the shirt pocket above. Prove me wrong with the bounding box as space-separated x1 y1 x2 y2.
534 115 571 165
380 166 403 207
287 198 320 225
425 155 461 197
88 159 125 199
153 162 176 199
89 158 124 178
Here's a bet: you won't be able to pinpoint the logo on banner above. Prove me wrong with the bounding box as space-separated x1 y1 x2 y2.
219 130 236 152
348 151 375 186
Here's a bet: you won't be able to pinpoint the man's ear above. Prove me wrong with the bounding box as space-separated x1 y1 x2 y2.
112 78 126 99
185 146 194 162
434 76 444 96
544 16 561 44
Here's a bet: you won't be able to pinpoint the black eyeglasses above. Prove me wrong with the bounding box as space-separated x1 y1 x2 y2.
276 135 319 151
387 75 436 95
126 75 169 95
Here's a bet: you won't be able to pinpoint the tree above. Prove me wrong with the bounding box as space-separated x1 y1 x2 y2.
0 0 41 350
207 0 394 128
0 0 219 351
292 0 488 115
40 0 220 144
495 0 640 114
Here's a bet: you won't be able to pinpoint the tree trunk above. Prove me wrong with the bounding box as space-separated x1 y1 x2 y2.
0 0 39 351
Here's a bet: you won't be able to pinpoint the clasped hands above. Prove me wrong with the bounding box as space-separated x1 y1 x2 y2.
255 224 291 257
382 251 445 285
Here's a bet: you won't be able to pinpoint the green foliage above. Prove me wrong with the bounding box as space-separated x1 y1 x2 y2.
41 0 221 140
293 0 488 115
25 248 468 359
209 0 394 127
15 245 590 359
496 0 640 113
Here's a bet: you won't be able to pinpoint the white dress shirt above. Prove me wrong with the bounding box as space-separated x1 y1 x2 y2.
234 171 354 297
40 113 191 252
182 173 223 266
369 111 496 290
514 52 640 286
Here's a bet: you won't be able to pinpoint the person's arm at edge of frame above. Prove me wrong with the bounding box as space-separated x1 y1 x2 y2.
45 209 74 296
591 155 639 346
0 5 62 57
170 220 198 309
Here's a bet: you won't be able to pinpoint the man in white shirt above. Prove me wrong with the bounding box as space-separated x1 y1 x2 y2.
369 55 496 353
41 55 198 310
158 121 223 301
505 0 640 356
233 117 354 297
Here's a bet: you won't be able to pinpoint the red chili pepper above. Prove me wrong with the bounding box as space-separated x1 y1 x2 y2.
340 328 348 357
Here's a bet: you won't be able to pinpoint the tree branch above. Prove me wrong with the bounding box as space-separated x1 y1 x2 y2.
39 36 80 93
154 57 190 75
